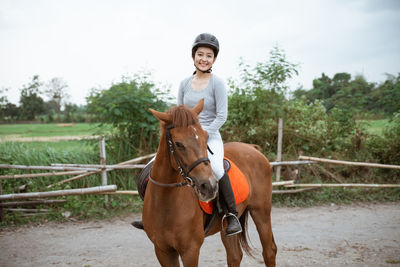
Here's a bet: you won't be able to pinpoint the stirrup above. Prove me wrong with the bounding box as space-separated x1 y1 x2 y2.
221 212 242 236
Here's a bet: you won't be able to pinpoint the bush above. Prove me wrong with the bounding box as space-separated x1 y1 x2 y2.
367 112 400 181
222 45 299 157
86 73 172 162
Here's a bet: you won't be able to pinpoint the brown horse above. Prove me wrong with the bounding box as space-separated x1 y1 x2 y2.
142 99 277 266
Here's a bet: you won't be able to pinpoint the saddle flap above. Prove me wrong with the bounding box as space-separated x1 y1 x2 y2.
199 157 249 215
137 160 154 201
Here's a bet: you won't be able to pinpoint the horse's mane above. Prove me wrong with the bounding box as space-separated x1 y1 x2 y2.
167 105 198 127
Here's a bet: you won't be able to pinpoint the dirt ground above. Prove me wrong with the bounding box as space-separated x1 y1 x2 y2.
1 203 399 267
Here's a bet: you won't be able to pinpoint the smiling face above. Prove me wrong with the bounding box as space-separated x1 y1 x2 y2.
193 46 216 73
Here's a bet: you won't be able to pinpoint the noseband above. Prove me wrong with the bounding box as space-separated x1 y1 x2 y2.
148 124 211 188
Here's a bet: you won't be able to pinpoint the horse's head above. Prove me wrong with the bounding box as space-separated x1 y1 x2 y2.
149 99 218 202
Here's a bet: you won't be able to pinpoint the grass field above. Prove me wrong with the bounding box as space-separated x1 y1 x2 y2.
0 120 391 139
0 123 111 138
361 119 392 136
8 139 98 153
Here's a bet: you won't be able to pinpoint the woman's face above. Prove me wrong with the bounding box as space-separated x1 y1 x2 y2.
193 46 216 72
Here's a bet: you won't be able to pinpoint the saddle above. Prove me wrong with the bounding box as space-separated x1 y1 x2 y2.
136 158 249 234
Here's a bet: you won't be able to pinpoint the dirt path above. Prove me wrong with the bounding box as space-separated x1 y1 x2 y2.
1 203 399 266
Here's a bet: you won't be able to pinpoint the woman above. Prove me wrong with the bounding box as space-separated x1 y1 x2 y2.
179 33 241 236
133 33 241 236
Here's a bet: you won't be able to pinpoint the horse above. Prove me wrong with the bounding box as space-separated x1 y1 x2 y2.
141 99 277 266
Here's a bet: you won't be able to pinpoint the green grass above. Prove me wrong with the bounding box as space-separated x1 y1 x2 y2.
0 136 142 228
0 120 390 138
0 123 111 138
9 140 97 153
361 119 393 136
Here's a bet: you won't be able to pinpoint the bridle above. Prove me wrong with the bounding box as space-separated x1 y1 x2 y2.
148 124 212 188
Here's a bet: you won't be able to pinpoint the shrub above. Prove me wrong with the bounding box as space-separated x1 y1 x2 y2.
367 113 400 181
86 73 172 162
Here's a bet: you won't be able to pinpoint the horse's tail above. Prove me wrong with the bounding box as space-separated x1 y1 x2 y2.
239 207 256 258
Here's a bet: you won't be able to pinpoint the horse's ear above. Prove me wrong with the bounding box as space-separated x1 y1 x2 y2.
192 99 204 116
149 109 172 124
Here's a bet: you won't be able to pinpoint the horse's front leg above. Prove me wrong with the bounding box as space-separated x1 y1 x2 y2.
221 233 243 267
179 243 201 267
155 246 180 267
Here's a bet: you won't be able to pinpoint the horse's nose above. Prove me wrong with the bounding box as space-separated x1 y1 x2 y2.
199 177 218 199
199 181 212 194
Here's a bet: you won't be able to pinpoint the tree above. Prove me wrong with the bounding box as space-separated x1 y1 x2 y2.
2 103 20 122
229 45 299 118
369 73 400 115
87 73 171 158
0 88 19 122
45 77 70 122
64 103 87 122
222 46 299 152
0 88 9 121
293 72 379 116
19 75 45 120
237 45 299 94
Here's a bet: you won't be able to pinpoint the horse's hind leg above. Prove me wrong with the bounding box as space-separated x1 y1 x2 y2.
220 234 243 267
249 207 277 266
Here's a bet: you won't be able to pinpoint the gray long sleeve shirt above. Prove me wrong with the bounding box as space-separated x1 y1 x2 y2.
177 74 228 134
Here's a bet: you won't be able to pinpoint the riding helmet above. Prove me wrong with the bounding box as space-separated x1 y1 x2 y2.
192 33 220 58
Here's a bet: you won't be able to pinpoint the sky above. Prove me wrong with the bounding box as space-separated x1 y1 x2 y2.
1 0 400 106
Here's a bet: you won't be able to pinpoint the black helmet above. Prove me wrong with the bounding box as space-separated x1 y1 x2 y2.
192 33 219 58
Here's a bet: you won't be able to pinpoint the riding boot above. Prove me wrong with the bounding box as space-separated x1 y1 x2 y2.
131 220 144 230
218 172 242 236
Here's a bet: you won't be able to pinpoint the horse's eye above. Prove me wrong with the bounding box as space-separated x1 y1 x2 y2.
175 142 185 151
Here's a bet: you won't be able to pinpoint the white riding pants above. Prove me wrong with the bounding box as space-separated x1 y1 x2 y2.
207 131 225 180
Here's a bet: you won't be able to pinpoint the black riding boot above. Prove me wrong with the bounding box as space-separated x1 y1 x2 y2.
131 220 144 230
219 172 242 236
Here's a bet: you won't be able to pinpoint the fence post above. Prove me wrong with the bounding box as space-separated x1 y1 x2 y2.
276 118 283 182
99 137 108 206
0 180 3 222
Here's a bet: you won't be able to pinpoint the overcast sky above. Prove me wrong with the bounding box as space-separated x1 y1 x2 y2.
1 0 399 105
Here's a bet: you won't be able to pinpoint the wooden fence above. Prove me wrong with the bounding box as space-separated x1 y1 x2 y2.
1 120 399 220
271 118 400 193
0 137 154 221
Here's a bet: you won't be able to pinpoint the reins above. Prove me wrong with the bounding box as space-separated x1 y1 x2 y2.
149 124 211 188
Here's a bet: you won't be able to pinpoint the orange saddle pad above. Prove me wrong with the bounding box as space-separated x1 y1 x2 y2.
199 157 249 214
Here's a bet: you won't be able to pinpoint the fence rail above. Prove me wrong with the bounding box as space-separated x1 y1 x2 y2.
270 160 315 166
0 142 156 220
1 129 399 221
299 156 400 170
0 185 117 201
286 183 400 188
